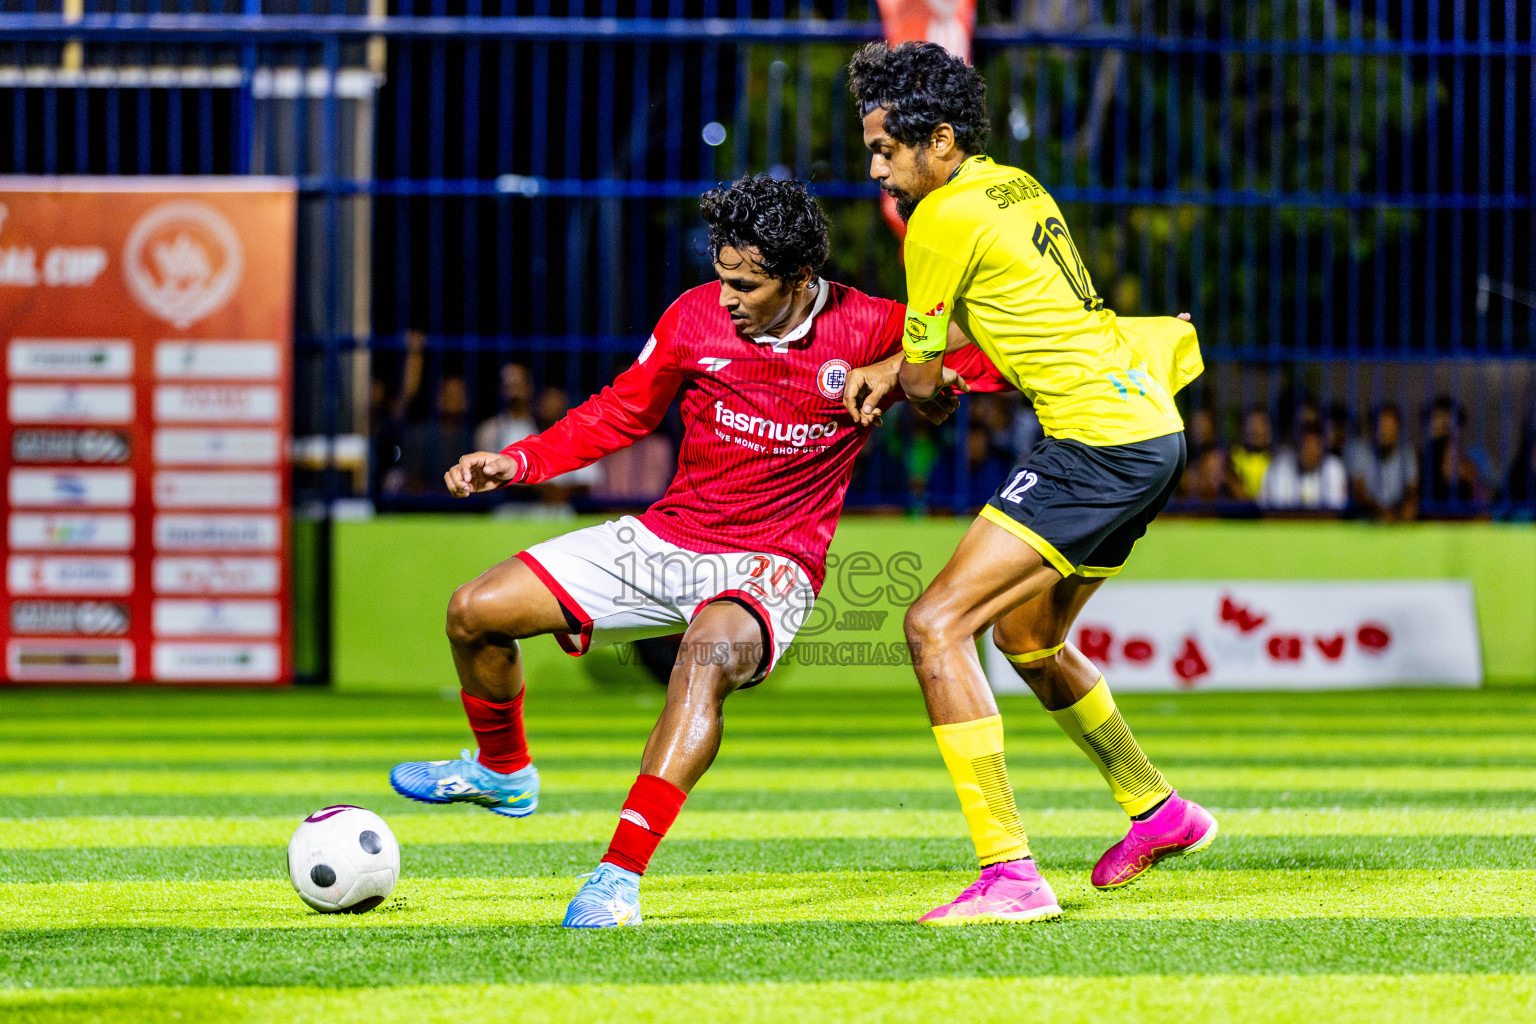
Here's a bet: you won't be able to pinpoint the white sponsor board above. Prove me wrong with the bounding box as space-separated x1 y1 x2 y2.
153 428 280 466
153 557 280 594
984 581 1482 692
152 641 280 681
9 513 134 550
7 340 133 378
8 468 134 508
153 598 280 637
153 514 280 551
8 383 133 423
153 471 279 508
155 341 280 380
7 639 135 681
10 599 130 636
7 555 134 595
153 384 279 423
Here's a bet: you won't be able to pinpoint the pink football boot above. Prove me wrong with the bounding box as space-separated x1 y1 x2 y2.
919 858 1063 925
1092 790 1218 890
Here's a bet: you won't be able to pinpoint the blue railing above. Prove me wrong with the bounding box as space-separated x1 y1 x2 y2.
0 1 1532 519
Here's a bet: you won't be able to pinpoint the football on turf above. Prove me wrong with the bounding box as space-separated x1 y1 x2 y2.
287 805 401 913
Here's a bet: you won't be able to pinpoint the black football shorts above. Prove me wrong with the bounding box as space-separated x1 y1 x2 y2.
980 430 1186 577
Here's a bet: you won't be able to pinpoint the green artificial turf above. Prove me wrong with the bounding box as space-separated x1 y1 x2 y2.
2 686 1534 1022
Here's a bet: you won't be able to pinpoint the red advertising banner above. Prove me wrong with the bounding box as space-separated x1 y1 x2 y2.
0 178 296 685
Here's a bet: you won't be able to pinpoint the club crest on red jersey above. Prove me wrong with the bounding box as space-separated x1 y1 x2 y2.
816 359 851 400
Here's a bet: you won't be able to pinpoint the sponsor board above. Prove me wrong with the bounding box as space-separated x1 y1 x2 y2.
7 555 134 595
9 513 134 550
153 384 279 423
152 641 280 681
7 639 134 681
153 514 280 551
984 581 1483 693
8 468 134 508
152 598 280 637
152 471 280 508
154 341 280 380
0 181 293 683
8 383 133 423
7 339 133 378
11 428 130 464
153 557 279 594
10 599 129 635
153 428 279 466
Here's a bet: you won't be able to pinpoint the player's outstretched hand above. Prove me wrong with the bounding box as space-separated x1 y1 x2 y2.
444 452 523 496
910 367 970 425
843 356 901 427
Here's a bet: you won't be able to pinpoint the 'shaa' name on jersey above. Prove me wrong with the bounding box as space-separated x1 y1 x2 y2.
712 400 838 455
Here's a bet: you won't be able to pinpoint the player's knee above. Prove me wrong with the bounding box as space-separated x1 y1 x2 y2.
903 599 952 648
445 581 498 647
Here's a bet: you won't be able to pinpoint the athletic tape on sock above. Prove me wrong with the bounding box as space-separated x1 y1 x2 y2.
1001 642 1065 666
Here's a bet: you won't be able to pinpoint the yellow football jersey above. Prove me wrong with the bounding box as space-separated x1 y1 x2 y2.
902 155 1201 447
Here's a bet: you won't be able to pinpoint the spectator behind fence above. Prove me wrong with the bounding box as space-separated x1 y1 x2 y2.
474 363 536 454
927 419 1012 512
1178 407 1233 504
1347 403 1419 521
1260 424 1347 512
400 374 471 494
968 393 1017 465
1228 407 1273 501
1424 395 1490 507
590 432 676 507
531 386 601 502
1501 425 1536 519
1325 403 1355 462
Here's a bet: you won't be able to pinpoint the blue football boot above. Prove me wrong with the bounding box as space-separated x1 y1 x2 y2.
562 863 643 928
388 749 539 818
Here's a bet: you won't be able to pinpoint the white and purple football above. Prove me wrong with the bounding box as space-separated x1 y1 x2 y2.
287 805 400 914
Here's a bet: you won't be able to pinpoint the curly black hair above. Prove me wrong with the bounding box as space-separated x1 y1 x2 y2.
847 41 989 156
698 174 830 280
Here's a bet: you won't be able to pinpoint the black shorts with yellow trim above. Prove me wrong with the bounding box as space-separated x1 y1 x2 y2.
980 430 1186 578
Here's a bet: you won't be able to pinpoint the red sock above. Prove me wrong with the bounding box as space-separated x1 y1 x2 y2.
461 690 530 773
602 774 687 875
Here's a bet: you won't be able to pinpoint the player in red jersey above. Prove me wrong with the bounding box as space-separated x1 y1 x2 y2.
389 175 1006 927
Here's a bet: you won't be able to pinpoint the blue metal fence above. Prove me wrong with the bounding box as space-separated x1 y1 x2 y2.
0 1 1532 518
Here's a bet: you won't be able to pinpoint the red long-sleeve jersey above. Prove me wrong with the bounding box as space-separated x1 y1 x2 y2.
502 280 1009 590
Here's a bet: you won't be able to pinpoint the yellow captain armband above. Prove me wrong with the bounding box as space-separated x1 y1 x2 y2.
902 308 949 364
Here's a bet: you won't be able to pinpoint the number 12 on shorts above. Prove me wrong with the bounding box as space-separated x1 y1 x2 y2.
1001 469 1039 504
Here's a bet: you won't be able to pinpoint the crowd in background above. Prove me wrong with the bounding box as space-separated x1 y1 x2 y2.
371 348 1536 522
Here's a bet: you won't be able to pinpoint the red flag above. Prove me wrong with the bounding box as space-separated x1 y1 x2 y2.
873 0 978 242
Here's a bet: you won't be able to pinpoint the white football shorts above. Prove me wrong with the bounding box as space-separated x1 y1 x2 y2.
516 516 816 682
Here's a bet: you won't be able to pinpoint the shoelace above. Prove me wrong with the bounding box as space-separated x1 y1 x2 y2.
952 869 996 904
575 865 630 901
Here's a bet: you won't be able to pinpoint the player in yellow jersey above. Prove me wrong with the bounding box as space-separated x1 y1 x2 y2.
847 42 1217 925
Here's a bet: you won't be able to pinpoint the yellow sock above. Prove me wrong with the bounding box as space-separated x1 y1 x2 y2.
932 715 1030 866
1048 676 1172 817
